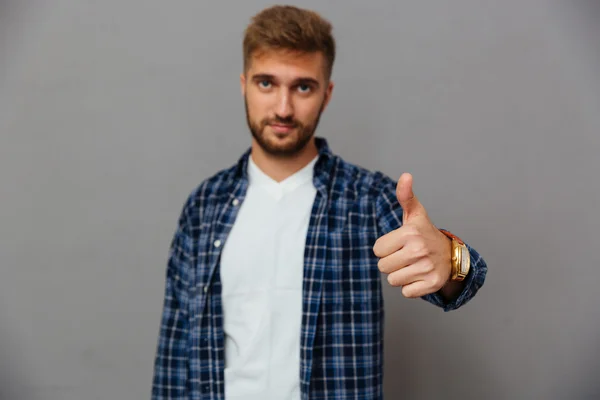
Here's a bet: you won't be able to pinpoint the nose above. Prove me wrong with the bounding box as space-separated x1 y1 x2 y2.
275 88 294 119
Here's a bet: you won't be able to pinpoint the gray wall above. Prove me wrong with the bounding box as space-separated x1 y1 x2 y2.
1 1 599 399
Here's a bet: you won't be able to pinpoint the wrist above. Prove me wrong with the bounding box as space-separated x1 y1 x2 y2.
439 229 470 282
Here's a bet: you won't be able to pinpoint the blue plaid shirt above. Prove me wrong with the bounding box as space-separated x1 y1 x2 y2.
152 137 487 399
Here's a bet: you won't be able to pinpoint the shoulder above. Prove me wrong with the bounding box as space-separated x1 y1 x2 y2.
331 155 397 200
178 161 240 227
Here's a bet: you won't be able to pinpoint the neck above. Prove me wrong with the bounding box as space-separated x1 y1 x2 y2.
250 137 319 182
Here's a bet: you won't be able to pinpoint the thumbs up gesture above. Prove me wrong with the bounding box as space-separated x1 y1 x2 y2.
373 173 453 298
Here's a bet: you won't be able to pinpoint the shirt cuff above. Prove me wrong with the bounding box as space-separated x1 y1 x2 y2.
422 242 487 312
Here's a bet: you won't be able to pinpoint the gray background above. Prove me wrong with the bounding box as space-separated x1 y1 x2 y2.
1 0 599 399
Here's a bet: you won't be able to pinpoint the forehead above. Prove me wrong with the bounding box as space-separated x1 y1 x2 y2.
247 49 326 82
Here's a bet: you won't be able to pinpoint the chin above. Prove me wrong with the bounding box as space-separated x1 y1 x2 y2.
250 123 313 157
265 130 297 145
262 137 306 157
265 141 299 155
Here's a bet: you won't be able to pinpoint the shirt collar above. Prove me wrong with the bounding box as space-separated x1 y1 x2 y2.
233 136 335 196
248 152 318 199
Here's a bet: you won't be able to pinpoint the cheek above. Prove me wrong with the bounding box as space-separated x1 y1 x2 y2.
246 100 267 121
247 92 275 115
295 99 324 122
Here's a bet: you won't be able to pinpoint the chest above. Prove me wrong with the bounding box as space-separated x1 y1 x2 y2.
194 191 381 301
219 183 316 294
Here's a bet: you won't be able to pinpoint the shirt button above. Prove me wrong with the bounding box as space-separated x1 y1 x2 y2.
203 286 208 293
214 239 221 248
232 198 240 206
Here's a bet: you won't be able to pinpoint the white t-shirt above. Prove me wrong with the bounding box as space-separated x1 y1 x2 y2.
220 154 318 400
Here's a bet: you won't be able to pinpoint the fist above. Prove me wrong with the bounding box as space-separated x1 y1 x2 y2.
373 173 452 298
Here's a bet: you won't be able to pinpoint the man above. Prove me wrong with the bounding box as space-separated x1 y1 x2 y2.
152 5 487 400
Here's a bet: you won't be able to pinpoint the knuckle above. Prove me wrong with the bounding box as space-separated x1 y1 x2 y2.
387 274 400 287
373 238 386 258
412 240 428 258
422 260 435 274
387 274 395 286
372 242 380 257
402 286 414 298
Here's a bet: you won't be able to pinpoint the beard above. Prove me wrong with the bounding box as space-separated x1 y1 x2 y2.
244 96 325 157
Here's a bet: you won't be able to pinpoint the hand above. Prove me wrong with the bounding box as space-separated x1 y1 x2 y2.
373 173 453 298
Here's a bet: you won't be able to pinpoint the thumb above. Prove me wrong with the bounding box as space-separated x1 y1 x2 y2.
396 173 423 221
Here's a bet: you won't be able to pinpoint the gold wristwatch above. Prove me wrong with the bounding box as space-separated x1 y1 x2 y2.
439 229 470 282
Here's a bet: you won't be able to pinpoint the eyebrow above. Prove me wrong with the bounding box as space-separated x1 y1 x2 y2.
251 74 320 88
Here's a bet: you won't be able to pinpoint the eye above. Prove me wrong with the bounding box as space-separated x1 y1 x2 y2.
258 80 272 89
297 84 311 93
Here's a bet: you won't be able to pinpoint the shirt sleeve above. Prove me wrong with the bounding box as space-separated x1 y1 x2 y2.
151 202 193 399
374 172 487 312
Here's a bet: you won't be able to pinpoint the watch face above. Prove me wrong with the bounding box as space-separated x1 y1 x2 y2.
460 246 469 274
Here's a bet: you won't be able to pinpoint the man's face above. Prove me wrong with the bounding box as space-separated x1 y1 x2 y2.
241 49 333 157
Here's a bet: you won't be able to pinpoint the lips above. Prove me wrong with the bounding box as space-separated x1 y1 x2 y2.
269 124 295 134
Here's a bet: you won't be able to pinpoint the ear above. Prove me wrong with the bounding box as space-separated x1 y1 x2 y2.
322 80 334 112
240 73 246 97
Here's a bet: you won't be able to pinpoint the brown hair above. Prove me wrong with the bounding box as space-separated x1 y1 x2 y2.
243 5 336 80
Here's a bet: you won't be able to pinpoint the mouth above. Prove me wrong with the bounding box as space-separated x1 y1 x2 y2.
269 123 295 132
269 123 295 134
